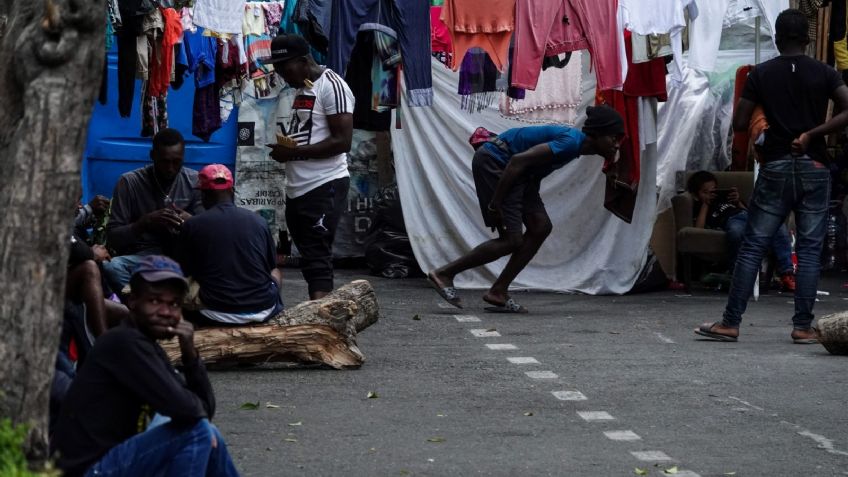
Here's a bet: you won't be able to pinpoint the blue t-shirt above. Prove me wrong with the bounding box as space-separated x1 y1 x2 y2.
483 125 586 174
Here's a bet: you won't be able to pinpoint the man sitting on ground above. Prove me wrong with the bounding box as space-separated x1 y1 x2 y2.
104 128 202 292
176 164 283 325
52 255 239 477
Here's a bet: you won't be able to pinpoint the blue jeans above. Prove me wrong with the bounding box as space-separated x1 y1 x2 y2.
723 157 830 330
724 210 794 275
84 419 239 477
101 254 148 292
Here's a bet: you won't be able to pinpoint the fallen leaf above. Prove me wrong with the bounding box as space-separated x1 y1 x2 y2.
240 401 259 410
412 314 421 321
634 468 648 476
436 414 445 417
288 421 302 426
284 438 298 443
265 403 280 409
427 437 446 443
367 391 379 399
663 466 679 475
265 447 272 451
723 473 737 476
609 331 621 334
369 448 376 452
523 412 534 416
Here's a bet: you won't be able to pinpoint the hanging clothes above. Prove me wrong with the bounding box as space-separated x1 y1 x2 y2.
431 6 453 67
618 0 696 86
512 0 623 91
329 0 433 106
193 0 247 35
184 27 221 141
116 0 156 117
346 30 393 131
457 49 501 113
149 7 182 97
687 0 786 74
630 33 673 64
243 2 268 36
440 0 515 72
499 51 582 125
293 0 333 54
622 31 667 101
263 2 284 37
798 0 823 57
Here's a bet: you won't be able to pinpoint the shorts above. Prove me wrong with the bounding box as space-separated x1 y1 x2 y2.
471 147 545 235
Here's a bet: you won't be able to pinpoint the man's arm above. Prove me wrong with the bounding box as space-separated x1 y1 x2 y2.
106 177 140 255
268 113 353 161
732 98 756 133
101 332 214 422
793 84 848 153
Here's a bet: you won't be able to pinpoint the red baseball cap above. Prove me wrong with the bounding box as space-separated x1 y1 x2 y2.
198 164 234 190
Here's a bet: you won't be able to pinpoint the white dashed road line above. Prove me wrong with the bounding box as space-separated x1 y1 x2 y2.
469 329 500 338
525 370 558 379
551 391 587 401
577 411 615 422
603 430 641 441
630 450 673 462
655 332 676 344
485 343 517 350
507 357 540 364
454 314 481 322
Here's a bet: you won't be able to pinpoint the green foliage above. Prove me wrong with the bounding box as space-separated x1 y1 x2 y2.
0 419 60 477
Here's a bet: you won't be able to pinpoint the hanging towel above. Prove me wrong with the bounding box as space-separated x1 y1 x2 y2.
193 0 247 34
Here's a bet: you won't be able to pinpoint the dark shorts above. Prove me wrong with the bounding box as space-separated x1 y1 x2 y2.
471 148 545 235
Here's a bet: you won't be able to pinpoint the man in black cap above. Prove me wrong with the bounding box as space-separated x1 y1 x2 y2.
428 106 625 313
263 34 354 300
53 255 239 477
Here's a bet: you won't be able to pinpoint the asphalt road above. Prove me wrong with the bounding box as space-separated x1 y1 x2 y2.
210 269 848 477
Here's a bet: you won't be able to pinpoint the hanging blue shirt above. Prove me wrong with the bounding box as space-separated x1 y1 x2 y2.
183 27 217 88
483 125 586 174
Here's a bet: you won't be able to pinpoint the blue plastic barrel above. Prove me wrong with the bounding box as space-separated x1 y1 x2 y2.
82 42 237 202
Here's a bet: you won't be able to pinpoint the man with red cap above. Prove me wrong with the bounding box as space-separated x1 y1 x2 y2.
176 164 283 325
428 107 625 313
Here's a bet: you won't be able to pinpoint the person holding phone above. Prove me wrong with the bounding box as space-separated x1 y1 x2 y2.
686 170 796 292
104 129 203 293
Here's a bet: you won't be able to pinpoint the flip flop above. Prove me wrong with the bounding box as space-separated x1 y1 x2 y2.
694 322 738 342
792 327 820 344
484 298 529 314
427 273 463 309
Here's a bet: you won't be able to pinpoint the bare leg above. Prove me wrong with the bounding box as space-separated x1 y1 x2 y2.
485 212 552 304
66 260 108 337
430 234 520 289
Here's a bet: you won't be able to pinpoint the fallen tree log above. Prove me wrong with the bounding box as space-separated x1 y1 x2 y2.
818 312 848 356
161 280 379 368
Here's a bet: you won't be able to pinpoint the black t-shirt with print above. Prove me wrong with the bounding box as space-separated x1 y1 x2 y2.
693 200 744 230
741 55 844 162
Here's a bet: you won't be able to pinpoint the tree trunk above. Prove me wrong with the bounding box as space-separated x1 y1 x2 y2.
817 312 848 356
160 280 380 368
0 0 104 462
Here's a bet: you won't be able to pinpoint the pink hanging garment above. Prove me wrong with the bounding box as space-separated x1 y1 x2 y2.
500 51 583 125
512 0 622 91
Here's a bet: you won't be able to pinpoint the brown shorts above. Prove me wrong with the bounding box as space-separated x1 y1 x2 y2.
471 147 545 234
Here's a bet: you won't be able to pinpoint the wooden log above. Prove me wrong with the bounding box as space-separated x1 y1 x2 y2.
161 280 379 368
818 312 848 356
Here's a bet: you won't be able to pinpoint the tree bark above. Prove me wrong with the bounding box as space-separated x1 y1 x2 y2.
817 312 848 356
0 0 104 462
160 280 380 369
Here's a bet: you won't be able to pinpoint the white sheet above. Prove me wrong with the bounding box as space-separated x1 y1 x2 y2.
391 58 658 294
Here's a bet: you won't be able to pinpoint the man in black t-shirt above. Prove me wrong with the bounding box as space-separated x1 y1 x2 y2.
695 9 848 344
176 164 283 325
52 256 238 477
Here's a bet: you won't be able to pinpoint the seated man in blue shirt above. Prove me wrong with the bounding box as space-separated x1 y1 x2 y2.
177 164 283 325
428 106 624 313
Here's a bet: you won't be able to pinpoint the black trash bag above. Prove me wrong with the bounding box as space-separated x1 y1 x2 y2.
363 185 422 278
